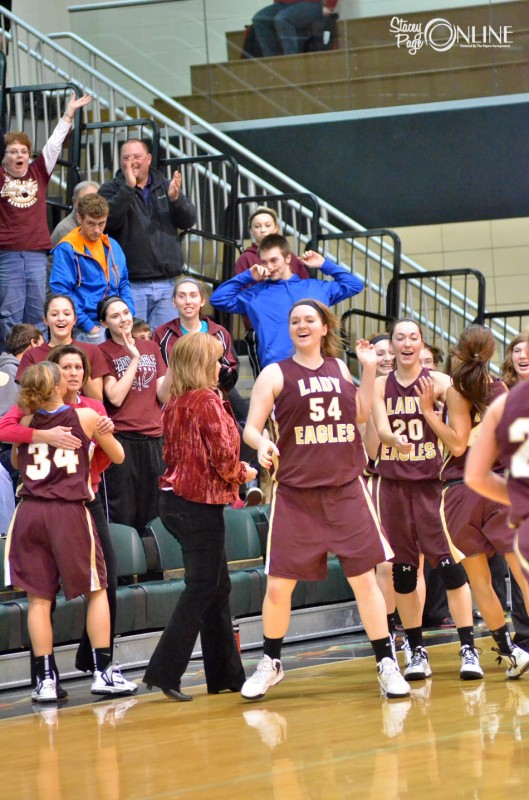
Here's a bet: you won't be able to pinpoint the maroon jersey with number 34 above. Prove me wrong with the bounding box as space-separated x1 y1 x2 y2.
17 405 93 502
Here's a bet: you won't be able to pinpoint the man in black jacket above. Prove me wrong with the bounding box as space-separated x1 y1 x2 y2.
99 139 197 329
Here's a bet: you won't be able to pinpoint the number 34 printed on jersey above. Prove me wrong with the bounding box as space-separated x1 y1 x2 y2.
25 443 80 480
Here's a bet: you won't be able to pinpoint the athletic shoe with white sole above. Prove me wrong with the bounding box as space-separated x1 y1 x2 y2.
31 677 58 703
377 657 411 699
241 655 284 700
459 645 484 680
494 645 529 680
404 646 432 681
91 665 138 696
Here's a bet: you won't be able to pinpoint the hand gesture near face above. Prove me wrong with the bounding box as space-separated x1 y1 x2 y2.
122 331 140 360
355 339 377 369
300 250 325 269
249 263 270 282
168 171 182 202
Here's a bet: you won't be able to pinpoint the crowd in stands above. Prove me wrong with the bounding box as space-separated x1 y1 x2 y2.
2 102 529 706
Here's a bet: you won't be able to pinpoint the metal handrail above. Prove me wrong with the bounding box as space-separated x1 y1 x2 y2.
37 30 485 323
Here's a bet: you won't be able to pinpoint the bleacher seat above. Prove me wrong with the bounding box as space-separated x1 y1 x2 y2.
223 506 263 568
141 517 186 629
144 517 184 578
108 523 148 634
0 537 23 652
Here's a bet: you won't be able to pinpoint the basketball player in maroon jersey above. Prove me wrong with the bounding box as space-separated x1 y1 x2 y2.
372 318 476 682
241 300 410 701
361 333 426 666
465 345 529 678
1 344 118 695
4 361 137 702
417 324 529 678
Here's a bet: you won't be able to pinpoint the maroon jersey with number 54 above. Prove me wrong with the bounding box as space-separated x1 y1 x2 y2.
270 357 366 489
17 405 93 502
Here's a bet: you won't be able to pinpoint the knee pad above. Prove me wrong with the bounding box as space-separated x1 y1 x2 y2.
438 558 467 590
392 563 418 594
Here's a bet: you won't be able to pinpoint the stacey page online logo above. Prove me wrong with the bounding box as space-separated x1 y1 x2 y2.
389 16 514 55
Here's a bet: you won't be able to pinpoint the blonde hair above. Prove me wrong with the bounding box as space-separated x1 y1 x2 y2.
17 362 62 413
168 333 223 396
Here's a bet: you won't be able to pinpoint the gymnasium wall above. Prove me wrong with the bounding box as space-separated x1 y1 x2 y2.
214 97 529 229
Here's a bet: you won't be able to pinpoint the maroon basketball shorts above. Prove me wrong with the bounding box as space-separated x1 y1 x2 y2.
5 498 107 601
440 482 514 559
266 478 393 581
376 477 451 569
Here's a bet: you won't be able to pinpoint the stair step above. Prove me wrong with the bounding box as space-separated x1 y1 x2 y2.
192 32 529 94
161 60 529 124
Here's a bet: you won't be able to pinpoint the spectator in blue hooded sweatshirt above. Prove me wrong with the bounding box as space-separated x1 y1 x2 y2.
210 233 363 368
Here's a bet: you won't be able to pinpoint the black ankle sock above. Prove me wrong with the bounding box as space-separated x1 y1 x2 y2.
387 613 397 634
491 625 513 655
371 636 395 663
457 626 475 649
34 655 54 682
263 636 283 661
93 648 112 672
405 627 423 651
49 652 63 686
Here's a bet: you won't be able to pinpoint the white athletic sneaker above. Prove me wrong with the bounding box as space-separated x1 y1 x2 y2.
377 657 411 699
381 698 412 738
494 645 529 679
401 636 412 668
91 665 138 696
31 677 58 703
459 645 484 681
404 646 432 681
241 655 284 700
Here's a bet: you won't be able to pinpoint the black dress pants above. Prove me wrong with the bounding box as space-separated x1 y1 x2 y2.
143 492 245 693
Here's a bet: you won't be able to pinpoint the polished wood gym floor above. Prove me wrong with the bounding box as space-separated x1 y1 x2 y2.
2 636 529 799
